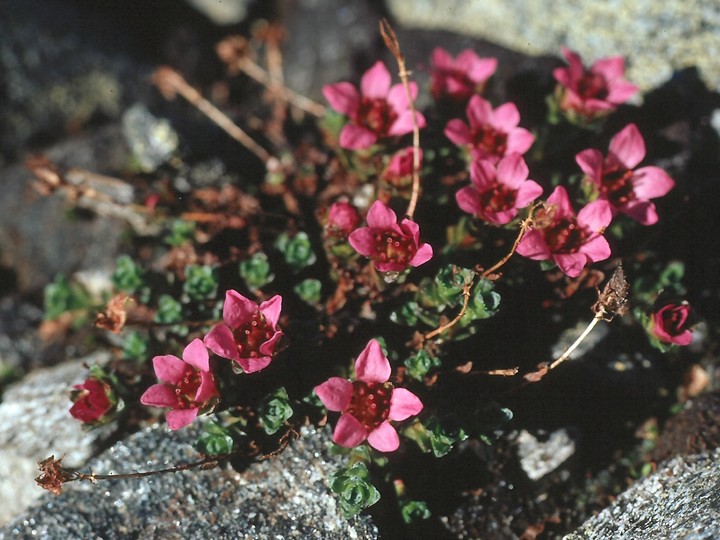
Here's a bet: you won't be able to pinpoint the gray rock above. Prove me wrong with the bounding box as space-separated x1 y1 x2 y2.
0 423 378 539
516 428 576 482
122 103 180 173
386 0 720 93
0 296 44 375
184 0 252 25
564 449 720 540
0 355 116 526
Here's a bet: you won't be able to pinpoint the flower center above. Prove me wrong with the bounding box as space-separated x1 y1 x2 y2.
357 97 398 137
576 72 609 101
478 183 517 213
661 307 686 335
601 166 635 207
232 313 275 358
347 380 392 431
174 365 202 409
373 230 417 266
470 125 508 157
544 217 589 254
438 69 475 98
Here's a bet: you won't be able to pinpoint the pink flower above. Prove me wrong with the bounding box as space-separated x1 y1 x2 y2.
322 61 427 150
140 338 219 430
651 302 694 346
204 290 284 373
326 201 361 238
575 123 674 225
315 339 423 452
517 186 612 277
456 153 543 225
69 377 114 424
445 95 534 163
430 47 497 101
381 147 423 189
348 200 433 273
553 47 638 121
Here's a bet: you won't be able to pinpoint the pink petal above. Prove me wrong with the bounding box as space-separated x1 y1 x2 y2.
516 230 551 260
578 200 612 232
444 119 471 146
463 54 497 83
456 186 481 215
431 47 454 70
237 355 273 374
367 421 400 452
322 82 359 116
223 290 258 329
259 295 283 327
580 234 612 262
591 56 625 81
387 82 418 113
400 218 420 243
672 331 694 346
348 227 376 257
554 253 589 278
166 408 199 430
546 186 574 219
355 339 391 383
561 47 585 81
470 159 496 190
366 200 398 229
140 384 177 407
388 388 423 421
515 180 544 208
506 128 535 155
333 413 368 448
258 330 283 357
361 61 391 99
315 377 353 412
606 80 639 105
632 167 675 199
622 200 658 225
388 110 423 137
182 338 209 372
575 148 604 181
204 324 239 361
609 124 645 169
497 154 528 189
339 124 377 150
196 372 218 403
492 102 521 131
553 66 571 87
410 243 433 267
466 95 493 128
152 354 186 384
485 209 517 225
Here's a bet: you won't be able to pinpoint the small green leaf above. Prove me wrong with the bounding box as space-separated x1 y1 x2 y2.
123 331 148 361
155 294 183 323
165 220 196 247
43 274 92 320
294 278 322 305
197 422 234 455
183 265 218 301
276 232 316 271
400 499 431 524
404 350 441 381
259 387 293 435
239 252 274 290
330 462 381 517
112 255 144 293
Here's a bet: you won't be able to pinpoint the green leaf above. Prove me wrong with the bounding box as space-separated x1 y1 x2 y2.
276 232 316 271
294 278 322 305
112 255 144 293
330 462 381 517
196 422 235 455
183 265 218 301
259 387 294 435
400 499 431 524
404 350 441 381
239 252 274 290
123 331 148 361
155 294 183 323
165 219 196 247
43 274 92 320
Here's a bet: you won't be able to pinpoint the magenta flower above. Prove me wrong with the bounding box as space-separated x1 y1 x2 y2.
348 200 433 273
553 47 638 121
326 201 361 238
204 290 284 373
575 123 674 225
650 302 694 346
430 47 497 101
322 61 426 150
456 153 543 225
381 147 423 189
517 186 612 278
445 95 534 163
140 338 219 430
315 339 423 452
69 377 114 424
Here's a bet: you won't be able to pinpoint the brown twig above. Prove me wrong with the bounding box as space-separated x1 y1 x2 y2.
153 66 273 164
424 280 473 340
379 19 421 220
481 204 539 278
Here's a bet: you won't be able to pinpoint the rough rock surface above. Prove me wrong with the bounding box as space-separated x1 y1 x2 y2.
565 449 720 540
386 0 720 93
0 423 378 540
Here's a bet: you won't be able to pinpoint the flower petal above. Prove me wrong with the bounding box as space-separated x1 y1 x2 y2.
388 110 425 137
444 119 471 146
333 413 368 448
152 354 186 384
361 61 391 99
606 80 639 105
140 384 177 407
516 230 551 260
546 186 574 219
575 148 604 181
456 186 481 215
577 200 612 232
355 339 391 383
196 372 218 403
622 200 658 225
367 421 400 452
431 47 454 70
322 82 359 116
554 253 589 278
165 408 198 430
410 242 433 267
259 295 283 327
470 159 496 190
339 124 377 150
223 290 258 329
348 227 376 258
591 56 625 80
204 324 239 361
388 388 423 421
632 167 675 199
609 124 645 169
182 338 209 372
515 180 544 208
258 330 283 358
387 82 418 113
366 200 398 229
237 355 273 374
506 128 535 155
492 102 520 131
315 377 353 412
579 234 612 263
496 154 528 189
466 95 493 128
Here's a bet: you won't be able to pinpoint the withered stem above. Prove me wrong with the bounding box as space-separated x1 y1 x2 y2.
548 313 603 371
424 282 473 340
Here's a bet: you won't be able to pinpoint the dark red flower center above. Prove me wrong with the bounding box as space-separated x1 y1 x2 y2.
470 125 508 157
373 230 417 266
601 166 635 207
660 306 688 336
436 68 475 98
347 380 392 431
70 379 111 422
232 313 275 358
174 365 202 409
576 71 609 101
543 217 589 254
356 97 397 136
478 183 517 213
